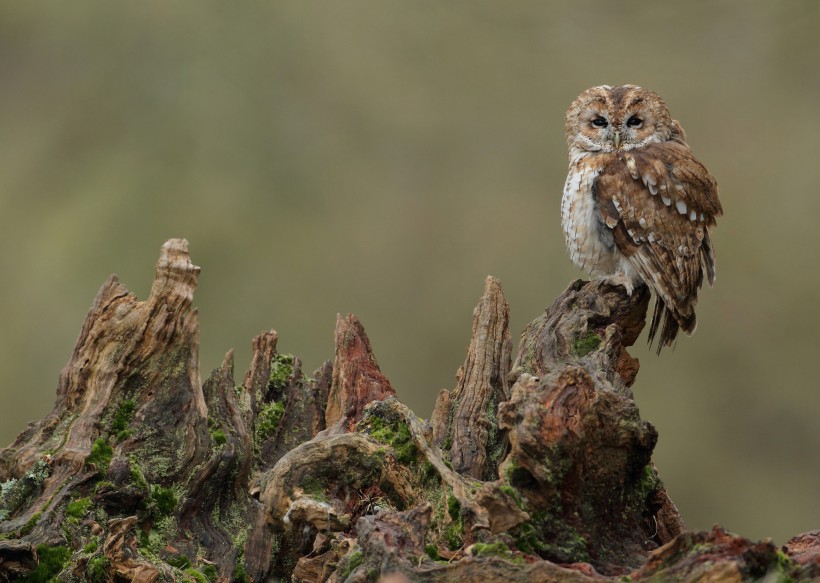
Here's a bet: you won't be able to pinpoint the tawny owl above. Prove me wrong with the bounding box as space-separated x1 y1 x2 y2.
561 85 722 352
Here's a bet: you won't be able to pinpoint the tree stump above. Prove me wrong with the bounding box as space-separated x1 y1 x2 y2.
0 239 817 582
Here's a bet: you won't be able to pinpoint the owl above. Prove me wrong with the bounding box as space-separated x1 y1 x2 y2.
561 85 722 352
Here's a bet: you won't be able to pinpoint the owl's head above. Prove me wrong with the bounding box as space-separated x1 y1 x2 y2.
565 85 677 153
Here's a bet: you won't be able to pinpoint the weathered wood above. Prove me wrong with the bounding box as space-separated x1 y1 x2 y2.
511 278 650 390
431 276 511 481
0 239 817 583
325 314 396 431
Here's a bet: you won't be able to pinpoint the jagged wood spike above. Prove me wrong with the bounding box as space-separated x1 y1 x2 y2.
324 314 396 431
432 275 511 480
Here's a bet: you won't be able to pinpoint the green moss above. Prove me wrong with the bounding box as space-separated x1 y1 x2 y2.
166 555 192 570
775 549 795 583
471 542 521 562
425 543 442 561
19 511 42 536
83 538 99 553
471 541 505 554
151 485 178 516
444 522 463 551
202 564 218 582
268 353 295 394
232 560 249 583
421 461 438 485
298 476 328 502
365 416 417 464
86 438 114 473
111 399 136 434
21 544 71 583
634 464 659 508
507 458 588 561
537 518 589 563
130 463 149 492
184 568 210 583
573 331 601 357
138 514 175 558
66 497 92 524
87 556 108 583
446 494 461 521
115 429 132 442
443 491 465 550
339 549 364 579
256 400 286 443
499 485 525 510
66 497 92 518
512 522 548 555
485 394 505 479
211 429 227 446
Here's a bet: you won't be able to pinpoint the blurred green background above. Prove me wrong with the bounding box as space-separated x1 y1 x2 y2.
1 1 818 544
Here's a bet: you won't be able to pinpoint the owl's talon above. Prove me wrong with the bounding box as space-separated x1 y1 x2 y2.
596 274 634 297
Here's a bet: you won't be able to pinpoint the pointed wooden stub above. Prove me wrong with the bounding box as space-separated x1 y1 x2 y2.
512 279 650 392
434 276 511 480
324 314 396 431
243 330 279 417
257 358 332 470
0 239 205 536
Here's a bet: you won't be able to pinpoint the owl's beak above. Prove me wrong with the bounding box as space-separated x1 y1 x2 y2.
613 131 622 149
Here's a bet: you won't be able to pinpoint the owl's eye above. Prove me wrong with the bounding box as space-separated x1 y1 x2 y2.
591 117 608 128
626 116 643 128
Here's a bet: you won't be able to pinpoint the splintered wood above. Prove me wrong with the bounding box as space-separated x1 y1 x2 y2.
325 314 396 431
431 276 511 481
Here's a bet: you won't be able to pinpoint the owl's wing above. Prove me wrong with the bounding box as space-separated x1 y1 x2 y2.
594 140 721 350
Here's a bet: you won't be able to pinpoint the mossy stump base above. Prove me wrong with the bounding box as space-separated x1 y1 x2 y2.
0 239 817 582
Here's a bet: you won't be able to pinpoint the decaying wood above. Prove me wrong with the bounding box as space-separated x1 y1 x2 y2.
325 314 396 431
431 276 511 481
0 239 818 582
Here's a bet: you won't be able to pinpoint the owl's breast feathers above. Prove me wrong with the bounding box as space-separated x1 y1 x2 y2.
567 139 722 351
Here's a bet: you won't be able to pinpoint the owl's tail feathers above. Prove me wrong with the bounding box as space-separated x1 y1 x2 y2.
702 231 717 286
648 297 697 354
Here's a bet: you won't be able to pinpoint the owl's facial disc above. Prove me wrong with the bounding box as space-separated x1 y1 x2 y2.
576 105 616 152
620 108 660 150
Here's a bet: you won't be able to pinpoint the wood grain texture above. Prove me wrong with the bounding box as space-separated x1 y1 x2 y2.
325 314 396 431
432 276 511 480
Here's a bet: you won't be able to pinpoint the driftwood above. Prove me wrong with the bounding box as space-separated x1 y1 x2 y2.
0 239 817 582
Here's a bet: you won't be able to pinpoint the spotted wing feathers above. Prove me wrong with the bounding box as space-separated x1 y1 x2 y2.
594 139 721 352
